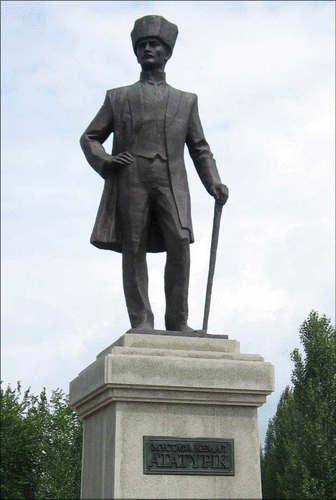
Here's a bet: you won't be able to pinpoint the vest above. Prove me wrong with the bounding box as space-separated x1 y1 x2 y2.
130 82 168 160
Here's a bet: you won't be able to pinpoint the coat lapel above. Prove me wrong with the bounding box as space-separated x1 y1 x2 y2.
127 82 144 134
166 86 182 129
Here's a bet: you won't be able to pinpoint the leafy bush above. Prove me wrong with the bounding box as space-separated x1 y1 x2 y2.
0 383 82 499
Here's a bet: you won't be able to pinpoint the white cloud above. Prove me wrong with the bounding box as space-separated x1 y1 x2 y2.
219 275 289 322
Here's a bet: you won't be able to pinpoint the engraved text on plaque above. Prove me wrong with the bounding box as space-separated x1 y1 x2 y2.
143 437 234 475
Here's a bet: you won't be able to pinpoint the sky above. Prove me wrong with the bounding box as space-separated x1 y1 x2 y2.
1 0 335 444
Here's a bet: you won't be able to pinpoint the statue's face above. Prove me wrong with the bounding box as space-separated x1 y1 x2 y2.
136 37 170 70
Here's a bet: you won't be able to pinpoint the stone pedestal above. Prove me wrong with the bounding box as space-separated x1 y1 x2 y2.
69 332 274 499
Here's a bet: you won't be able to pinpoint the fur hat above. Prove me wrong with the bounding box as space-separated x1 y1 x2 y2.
131 15 178 54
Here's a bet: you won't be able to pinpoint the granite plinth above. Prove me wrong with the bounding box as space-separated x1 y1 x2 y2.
70 331 274 499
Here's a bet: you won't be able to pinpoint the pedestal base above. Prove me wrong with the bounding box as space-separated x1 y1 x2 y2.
70 332 274 499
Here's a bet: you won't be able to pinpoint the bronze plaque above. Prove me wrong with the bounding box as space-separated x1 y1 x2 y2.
143 437 234 475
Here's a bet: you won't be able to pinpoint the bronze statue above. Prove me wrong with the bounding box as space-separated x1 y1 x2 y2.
80 15 228 332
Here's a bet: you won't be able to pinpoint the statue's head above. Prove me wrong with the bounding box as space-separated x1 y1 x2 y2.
131 15 178 70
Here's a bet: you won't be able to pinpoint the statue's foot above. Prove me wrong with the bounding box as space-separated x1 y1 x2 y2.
127 322 154 333
168 324 195 332
165 323 207 336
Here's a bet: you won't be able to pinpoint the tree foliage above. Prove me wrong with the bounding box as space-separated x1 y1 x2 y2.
261 311 336 499
0 383 82 499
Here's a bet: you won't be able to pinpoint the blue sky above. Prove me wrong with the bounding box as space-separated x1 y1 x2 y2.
1 1 335 443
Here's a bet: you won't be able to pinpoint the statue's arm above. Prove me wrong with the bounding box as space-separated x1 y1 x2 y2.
80 91 114 178
186 95 228 205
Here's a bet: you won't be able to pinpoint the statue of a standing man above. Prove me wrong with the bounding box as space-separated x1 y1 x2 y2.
80 15 228 332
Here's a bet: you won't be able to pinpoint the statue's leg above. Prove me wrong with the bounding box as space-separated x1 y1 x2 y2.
149 157 191 331
118 159 154 330
164 235 191 331
122 242 154 329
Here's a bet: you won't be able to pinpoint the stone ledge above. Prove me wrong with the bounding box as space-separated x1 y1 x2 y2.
103 355 274 391
97 333 239 358
111 346 264 362
72 384 272 419
70 333 274 415
126 328 228 339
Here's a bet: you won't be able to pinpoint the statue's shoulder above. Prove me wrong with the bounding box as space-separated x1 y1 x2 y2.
106 83 135 97
107 82 140 94
167 84 197 103
106 82 141 104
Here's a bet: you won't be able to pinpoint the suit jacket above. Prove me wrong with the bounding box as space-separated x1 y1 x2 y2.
80 81 221 253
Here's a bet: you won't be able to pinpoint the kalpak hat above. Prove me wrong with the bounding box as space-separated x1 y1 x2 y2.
131 15 178 54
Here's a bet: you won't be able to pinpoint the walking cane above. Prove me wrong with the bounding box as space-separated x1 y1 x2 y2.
202 199 224 333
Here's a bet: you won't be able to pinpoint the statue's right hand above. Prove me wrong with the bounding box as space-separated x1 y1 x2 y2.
105 152 134 172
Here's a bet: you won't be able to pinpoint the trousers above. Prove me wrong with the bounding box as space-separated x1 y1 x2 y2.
118 155 190 330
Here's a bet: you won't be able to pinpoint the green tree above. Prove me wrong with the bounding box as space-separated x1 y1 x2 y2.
0 383 82 499
261 311 336 499
0 383 40 499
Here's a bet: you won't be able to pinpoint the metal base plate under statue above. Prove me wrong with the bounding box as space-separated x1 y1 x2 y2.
69 331 274 499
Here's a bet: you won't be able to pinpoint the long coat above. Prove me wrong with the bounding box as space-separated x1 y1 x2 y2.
80 81 221 253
